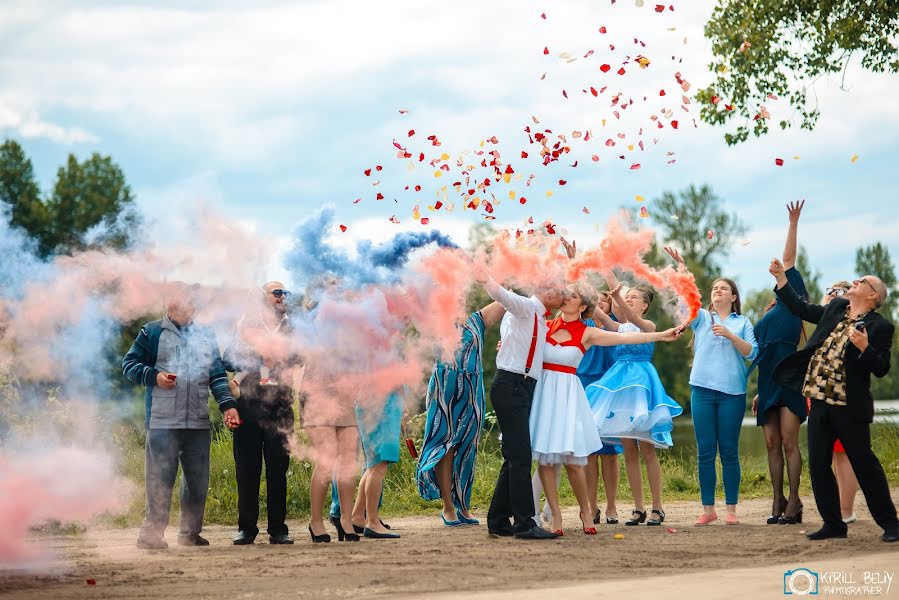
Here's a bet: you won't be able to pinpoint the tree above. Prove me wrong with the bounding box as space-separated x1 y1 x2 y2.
795 245 823 305
855 242 897 320
650 184 748 295
46 153 140 254
0 140 141 257
699 1 899 145
0 140 48 251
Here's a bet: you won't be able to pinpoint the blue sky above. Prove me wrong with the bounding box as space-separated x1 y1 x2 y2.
2 0 897 295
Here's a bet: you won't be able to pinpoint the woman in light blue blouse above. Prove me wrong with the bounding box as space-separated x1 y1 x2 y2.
664 247 758 526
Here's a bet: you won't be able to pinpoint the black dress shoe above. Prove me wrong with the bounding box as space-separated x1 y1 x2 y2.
514 526 560 540
806 527 848 540
136 536 168 550
363 527 400 539
883 529 899 543
487 524 515 537
232 531 257 545
177 534 210 546
269 534 294 545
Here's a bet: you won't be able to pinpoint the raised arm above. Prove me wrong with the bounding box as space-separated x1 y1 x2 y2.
782 200 804 270
583 325 681 348
479 301 507 328
483 278 535 319
609 284 656 332
592 306 620 331
770 258 827 323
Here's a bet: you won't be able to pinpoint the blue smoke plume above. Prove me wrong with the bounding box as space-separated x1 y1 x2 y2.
284 206 457 287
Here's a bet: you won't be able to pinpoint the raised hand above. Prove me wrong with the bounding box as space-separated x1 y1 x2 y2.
610 282 624 297
663 246 685 266
560 236 577 259
658 327 683 342
769 258 786 280
787 199 805 224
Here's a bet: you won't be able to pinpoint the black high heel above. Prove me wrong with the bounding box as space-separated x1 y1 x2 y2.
625 509 647 526
333 520 360 542
780 501 803 525
767 498 787 525
308 525 331 543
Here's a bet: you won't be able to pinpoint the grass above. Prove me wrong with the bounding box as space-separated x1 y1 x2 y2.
106 411 899 527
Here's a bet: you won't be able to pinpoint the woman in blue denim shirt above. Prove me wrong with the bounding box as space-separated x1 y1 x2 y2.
664 247 758 526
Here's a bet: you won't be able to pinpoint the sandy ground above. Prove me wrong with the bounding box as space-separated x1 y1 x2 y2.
2 491 898 600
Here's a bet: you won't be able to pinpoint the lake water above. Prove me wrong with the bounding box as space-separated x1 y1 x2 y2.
668 400 899 463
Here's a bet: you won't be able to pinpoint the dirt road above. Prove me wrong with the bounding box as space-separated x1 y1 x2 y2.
2 492 897 599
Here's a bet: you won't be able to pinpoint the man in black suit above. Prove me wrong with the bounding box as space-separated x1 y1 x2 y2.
770 258 898 543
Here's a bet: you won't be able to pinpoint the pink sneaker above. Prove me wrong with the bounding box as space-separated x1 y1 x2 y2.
725 513 740 525
694 512 718 526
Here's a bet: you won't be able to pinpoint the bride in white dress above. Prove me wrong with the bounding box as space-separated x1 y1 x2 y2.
529 282 682 535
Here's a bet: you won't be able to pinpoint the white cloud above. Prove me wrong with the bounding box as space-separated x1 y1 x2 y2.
0 97 97 144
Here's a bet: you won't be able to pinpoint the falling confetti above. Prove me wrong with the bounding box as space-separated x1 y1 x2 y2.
639 206 649 218
706 230 714 240
851 154 860 163
635 195 645 202
339 224 347 232
775 158 784 166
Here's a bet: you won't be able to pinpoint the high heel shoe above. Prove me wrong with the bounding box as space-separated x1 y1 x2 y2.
580 512 597 535
779 501 803 525
308 524 331 543
646 509 666 526
332 519 361 542
592 508 602 525
625 509 647 526
767 498 787 525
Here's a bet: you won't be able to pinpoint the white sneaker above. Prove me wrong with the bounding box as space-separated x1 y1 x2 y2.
842 513 857 524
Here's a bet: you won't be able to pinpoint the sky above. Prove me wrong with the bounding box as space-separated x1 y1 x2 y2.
1 0 897 295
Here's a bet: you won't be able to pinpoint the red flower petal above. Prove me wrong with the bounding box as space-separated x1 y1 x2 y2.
408 129 415 137
617 67 626 75
414 185 422 191
421 217 429 225
591 155 600 161
435 200 443 209
543 46 549 55
671 120 679 129
600 64 611 73
540 12 546 19
605 139 616 147
775 158 784 166
599 26 607 33
558 179 567 185
590 87 598 97
520 197 527 204
629 163 641 170
660 89 666 96
562 90 568 98
376 192 384 200
655 4 665 11
376 165 382 171
364 168 372 176
339 224 347 232
521 151 529 158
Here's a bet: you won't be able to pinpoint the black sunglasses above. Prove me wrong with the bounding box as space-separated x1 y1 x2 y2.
825 287 847 297
270 289 290 298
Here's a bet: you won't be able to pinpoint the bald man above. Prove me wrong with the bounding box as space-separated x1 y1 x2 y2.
770 260 898 543
225 281 298 545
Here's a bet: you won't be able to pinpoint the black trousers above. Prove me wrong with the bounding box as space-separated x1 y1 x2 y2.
233 413 293 537
487 369 537 532
141 428 211 539
807 401 898 533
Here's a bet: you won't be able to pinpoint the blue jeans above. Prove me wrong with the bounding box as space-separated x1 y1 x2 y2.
690 386 745 506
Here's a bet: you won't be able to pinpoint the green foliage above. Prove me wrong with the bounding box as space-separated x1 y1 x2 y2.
700 0 899 144
855 242 899 400
0 139 141 257
650 184 748 294
855 242 897 321
796 245 824 304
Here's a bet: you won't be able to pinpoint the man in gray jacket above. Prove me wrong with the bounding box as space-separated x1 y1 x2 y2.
123 283 240 549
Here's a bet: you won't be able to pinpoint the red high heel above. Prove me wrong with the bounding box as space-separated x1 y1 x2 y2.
580 512 597 534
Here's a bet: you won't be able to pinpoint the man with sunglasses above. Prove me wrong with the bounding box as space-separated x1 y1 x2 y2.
225 281 298 545
770 261 898 543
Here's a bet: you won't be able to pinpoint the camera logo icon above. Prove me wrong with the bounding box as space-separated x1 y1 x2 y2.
784 568 819 595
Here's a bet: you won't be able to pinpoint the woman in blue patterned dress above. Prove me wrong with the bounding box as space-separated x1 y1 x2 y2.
416 302 506 525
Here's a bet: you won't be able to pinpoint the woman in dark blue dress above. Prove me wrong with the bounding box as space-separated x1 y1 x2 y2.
750 201 808 525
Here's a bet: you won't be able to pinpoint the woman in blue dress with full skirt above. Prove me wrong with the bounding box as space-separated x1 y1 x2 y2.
416 302 506 526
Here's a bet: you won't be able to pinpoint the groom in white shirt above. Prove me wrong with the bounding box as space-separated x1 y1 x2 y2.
480 275 564 539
